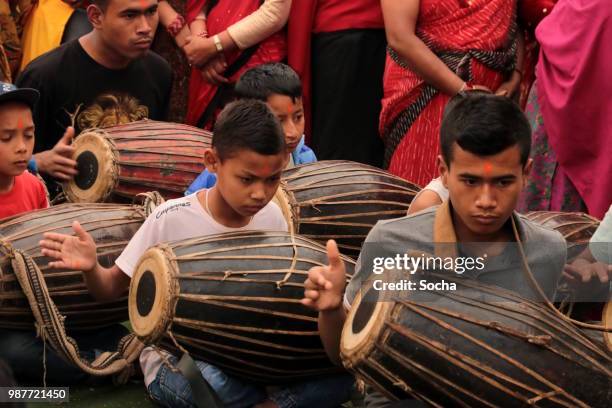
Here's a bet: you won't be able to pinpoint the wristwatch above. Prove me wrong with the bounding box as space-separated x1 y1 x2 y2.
213 34 224 53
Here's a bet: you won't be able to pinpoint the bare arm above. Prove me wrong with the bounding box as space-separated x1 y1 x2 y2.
301 240 348 365
381 0 466 96
317 306 347 364
407 190 443 215
83 264 131 302
158 0 191 48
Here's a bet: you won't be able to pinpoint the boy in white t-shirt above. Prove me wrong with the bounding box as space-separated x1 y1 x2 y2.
40 99 353 407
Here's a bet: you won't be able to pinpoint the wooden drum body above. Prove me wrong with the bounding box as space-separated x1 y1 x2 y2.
524 211 600 259
0 203 153 330
129 231 355 383
63 120 212 203
275 161 420 258
341 274 611 407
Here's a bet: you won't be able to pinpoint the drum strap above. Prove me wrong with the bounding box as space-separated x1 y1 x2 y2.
176 353 226 408
10 250 143 379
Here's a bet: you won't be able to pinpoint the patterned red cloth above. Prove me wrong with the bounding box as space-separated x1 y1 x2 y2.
184 0 286 127
379 0 516 186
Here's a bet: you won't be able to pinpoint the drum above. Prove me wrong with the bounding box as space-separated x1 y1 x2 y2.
275 161 420 259
525 211 607 325
63 120 212 203
129 231 355 383
0 198 161 330
341 273 612 406
524 211 600 260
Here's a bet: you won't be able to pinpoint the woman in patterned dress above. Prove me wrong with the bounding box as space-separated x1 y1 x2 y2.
379 0 524 186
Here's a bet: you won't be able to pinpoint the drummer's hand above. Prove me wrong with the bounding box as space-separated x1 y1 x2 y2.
40 221 97 272
563 258 612 284
301 240 346 311
34 127 78 180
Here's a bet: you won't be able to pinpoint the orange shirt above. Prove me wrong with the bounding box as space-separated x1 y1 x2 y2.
0 171 48 220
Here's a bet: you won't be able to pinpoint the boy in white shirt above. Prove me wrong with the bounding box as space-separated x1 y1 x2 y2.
41 99 353 407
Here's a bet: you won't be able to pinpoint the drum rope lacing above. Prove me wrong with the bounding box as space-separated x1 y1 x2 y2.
512 220 612 333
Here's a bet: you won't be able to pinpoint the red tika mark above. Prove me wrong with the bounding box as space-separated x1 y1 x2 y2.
483 162 493 176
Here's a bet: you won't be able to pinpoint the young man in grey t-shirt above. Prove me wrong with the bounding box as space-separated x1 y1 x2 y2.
301 92 568 407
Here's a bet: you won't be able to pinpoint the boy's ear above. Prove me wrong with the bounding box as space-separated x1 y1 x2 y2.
87 4 104 29
437 155 449 188
203 148 220 173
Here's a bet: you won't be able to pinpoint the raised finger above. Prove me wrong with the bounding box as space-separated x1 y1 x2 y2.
39 239 62 251
41 232 67 243
41 248 64 260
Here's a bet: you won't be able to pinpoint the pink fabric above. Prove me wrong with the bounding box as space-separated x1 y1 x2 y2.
535 0 612 219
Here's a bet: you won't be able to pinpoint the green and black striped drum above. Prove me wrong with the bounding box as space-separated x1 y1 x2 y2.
129 231 355 383
274 161 421 259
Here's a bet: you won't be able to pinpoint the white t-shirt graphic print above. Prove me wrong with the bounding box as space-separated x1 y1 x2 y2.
115 190 288 277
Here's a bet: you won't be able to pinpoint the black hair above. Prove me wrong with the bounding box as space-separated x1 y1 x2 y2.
212 99 286 160
234 63 302 102
440 92 531 167
89 0 108 10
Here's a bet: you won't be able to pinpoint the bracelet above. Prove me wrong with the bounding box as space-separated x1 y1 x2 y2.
194 16 207 21
213 34 224 53
167 14 186 37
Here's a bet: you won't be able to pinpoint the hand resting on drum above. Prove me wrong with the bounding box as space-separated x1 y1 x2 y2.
32 126 78 180
39 220 130 301
301 239 349 364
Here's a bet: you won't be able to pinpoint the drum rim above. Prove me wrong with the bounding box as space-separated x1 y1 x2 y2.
603 301 612 352
272 185 297 234
129 244 178 342
63 131 119 203
340 287 391 368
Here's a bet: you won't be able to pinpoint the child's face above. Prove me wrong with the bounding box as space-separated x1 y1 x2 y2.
206 148 286 217
439 143 532 240
266 94 304 153
0 103 35 178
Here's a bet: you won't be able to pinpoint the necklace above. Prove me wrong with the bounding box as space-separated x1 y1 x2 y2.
205 187 254 226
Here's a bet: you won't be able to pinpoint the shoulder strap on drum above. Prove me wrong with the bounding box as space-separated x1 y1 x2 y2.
10 250 143 380
176 353 226 408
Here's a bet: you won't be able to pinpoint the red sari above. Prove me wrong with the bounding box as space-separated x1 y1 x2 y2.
184 0 287 126
380 0 517 186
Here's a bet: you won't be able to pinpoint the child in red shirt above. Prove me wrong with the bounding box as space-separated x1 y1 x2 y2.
0 82 48 219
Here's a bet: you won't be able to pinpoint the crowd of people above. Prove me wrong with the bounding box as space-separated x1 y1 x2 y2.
0 0 610 407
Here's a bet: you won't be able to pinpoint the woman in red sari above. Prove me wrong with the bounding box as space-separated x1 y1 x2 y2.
380 0 524 186
180 0 288 127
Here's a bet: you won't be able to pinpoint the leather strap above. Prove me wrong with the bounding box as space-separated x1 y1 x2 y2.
176 353 225 408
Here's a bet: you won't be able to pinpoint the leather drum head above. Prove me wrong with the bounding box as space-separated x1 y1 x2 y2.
63 131 119 203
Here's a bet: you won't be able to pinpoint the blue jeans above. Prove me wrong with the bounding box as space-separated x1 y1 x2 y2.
0 325 129 385
148 355 354 408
